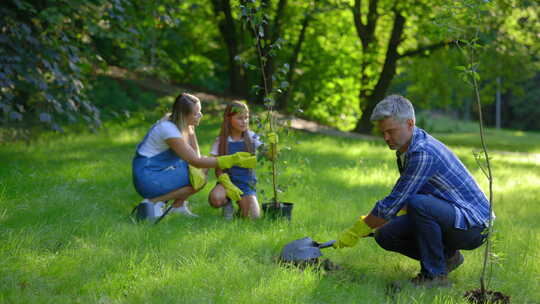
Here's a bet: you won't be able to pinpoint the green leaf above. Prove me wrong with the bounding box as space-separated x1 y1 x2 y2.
39 112 52 123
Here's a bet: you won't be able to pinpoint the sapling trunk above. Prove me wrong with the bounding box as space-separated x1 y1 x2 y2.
246 10 280 207
466 37 494 295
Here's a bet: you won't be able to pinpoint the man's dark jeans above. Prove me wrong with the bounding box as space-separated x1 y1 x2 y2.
374 194 487 277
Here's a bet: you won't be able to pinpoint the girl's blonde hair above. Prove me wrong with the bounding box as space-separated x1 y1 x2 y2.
218 101 254 156
169 93 200 131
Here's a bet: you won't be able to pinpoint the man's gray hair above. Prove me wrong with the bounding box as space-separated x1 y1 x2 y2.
370 94 415 123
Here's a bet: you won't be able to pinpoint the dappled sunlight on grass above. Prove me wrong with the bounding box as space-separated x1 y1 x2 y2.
492 152 540 166
1 117 540 303
494 174 540 194
110 129 144 144
435 129 540 154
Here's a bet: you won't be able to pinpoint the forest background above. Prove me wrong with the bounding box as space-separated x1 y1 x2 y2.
1 0 539 138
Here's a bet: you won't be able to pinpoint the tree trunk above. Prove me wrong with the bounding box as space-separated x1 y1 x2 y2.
253 0 288 105
350 0 454 134
229 53 248 97
277 10 311 110
211 0 248 97
355 93 380 133
495 76 501 129
354 11 405 133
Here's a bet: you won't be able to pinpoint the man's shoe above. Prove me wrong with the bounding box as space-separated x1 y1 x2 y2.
410 273 451 288
222 200 234 220
170 201 199 218
446 251 464 273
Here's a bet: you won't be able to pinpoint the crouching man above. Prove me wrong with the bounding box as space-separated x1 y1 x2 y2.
334 95 492 287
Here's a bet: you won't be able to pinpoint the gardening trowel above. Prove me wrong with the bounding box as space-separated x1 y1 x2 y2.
279 237 336 263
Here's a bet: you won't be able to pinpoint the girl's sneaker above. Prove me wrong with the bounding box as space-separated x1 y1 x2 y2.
222 200 234 220
170 201 199 218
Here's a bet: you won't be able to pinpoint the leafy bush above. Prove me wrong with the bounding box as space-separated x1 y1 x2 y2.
87 77 158 120
0 1 130 133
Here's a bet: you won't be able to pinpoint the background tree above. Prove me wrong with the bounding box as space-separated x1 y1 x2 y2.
390 0 540 130
340 0 459 132
0 0 121 133
2 0 538 137
210 0 250 97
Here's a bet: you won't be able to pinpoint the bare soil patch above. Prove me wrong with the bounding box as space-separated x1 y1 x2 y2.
464 289 511 304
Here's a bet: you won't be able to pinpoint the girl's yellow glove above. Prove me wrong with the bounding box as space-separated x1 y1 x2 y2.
333 216 373 249
218 173 243 202
217 152 256 169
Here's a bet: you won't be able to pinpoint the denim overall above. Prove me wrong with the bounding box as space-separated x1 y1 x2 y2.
132 124 190 199
227 140 257 196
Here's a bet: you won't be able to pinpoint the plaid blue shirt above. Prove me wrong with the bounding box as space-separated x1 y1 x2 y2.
371 127 492 229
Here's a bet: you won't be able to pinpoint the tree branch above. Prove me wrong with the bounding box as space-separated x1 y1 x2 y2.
270 0 287 43
399 40 454 58
278 7 313 109
366 0 378 35
353 0 367 42
371 10 405 98
353 0 378 50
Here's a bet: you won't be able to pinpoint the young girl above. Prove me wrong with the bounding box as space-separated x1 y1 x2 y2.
132 93 256 221
208 101 263 219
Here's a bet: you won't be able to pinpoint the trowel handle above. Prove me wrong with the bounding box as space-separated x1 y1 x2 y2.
318 240 336 249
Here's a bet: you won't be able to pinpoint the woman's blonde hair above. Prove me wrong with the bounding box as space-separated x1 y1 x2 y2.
169 93 200 131
217 101 254 156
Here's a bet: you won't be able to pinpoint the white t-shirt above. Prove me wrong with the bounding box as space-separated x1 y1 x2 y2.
137 120 182 157
210 130 262 156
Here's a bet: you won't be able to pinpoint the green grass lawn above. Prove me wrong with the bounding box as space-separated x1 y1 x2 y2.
1 111 539 303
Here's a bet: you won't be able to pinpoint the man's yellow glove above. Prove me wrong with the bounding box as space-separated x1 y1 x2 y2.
333 216 373 249
397 209 407 216
189 165 207 191
217 152 256 169
218 173 243 202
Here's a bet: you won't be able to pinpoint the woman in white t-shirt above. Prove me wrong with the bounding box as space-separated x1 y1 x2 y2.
132 93 256 221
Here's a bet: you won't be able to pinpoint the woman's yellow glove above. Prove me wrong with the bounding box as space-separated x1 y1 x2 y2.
217 152 256 169
218 173 243 202
188 165 207 191
333 216 373 249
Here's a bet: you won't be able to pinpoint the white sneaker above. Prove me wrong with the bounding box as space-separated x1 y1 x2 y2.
170 201 199 218
153 201 165 218
222 200 234 220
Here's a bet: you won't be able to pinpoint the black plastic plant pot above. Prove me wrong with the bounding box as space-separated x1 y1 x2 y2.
262 202 294 221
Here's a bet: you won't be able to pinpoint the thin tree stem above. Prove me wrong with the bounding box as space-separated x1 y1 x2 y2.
468 34 493 295
247 11 279 205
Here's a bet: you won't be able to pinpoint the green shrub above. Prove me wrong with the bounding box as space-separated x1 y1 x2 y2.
88 76 157 120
